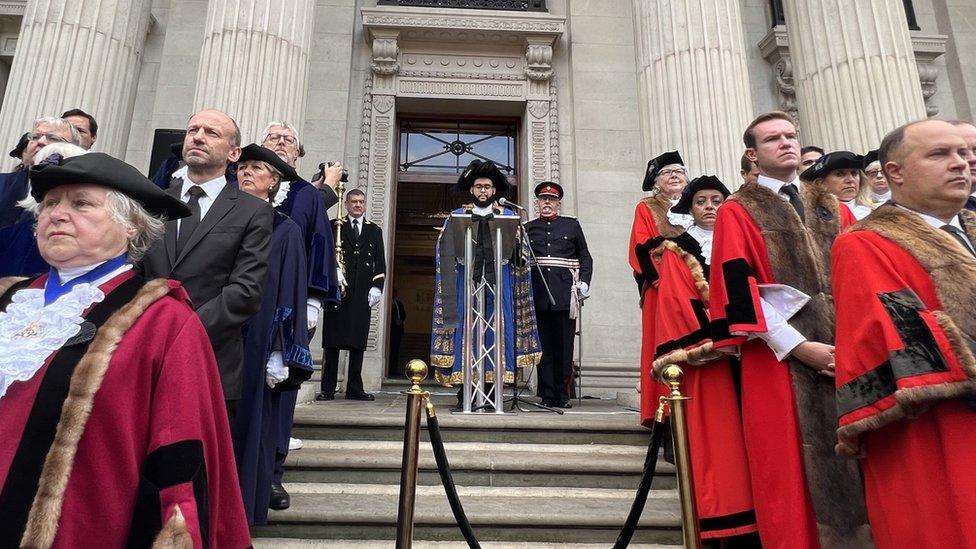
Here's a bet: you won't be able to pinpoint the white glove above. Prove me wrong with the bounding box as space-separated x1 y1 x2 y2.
336 268 347 287
368 287 383 308
578 281 590 299
265 351 288 388
306 298 321 331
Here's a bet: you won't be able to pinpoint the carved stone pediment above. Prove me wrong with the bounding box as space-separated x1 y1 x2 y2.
362 5 564 44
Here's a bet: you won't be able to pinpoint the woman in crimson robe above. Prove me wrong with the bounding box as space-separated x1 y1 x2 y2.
0 152 250 548
628 150 693 426
652 176 759 544
232 144 313 524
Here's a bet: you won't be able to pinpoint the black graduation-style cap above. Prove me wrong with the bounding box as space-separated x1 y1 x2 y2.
800 150 864 181
238 143 299 182
671 175 731 215
862 149 879 169
30 152 191 220
643 150 684 192
8 132 29 160
534 181 563 200
455 159 510 194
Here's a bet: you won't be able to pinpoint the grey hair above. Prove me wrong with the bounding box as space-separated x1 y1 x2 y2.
104 191 165 262
262 121 301 149
17 142 88 211
34 116 81 146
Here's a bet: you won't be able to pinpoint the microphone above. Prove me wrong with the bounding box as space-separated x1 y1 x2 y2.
498 197 526 211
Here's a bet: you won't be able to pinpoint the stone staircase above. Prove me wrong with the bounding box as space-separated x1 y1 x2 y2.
250 388 682 547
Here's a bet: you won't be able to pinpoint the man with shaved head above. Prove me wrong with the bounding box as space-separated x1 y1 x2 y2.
142 108 273 420
831 119 976 548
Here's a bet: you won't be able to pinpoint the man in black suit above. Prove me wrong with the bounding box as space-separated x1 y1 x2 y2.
142 109 273 417
317 188 385 401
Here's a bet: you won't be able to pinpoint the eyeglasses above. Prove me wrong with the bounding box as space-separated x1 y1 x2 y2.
659 168 686 177
865 169 882 177
264 133 297 145
472 184 494 191
28 132 68 144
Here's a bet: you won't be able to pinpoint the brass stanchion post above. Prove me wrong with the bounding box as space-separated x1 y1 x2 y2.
395 359 429 548
663 364 701 549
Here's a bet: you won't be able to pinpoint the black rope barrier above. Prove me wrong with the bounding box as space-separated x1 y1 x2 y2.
425 404 482 549
613 410 667 549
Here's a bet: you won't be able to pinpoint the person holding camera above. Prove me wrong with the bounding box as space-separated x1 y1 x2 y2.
318 188 386 401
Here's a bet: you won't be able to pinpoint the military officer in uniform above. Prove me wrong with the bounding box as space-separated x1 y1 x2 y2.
525 182 593 408
317 188 386 401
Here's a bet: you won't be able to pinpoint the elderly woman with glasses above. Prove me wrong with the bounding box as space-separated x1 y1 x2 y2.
0 153 250 547
627 150 693 426
231 144 314 522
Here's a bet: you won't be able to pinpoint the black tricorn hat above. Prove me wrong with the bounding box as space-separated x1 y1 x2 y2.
455 159 510 194
238 143 299 182
534 181 563 200
8 132 29 160
800 150 864 181
862 149 879 169
30 152 190 220
642 150 684 192
671 175 731 215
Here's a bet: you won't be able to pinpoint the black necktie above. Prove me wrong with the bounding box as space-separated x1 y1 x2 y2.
781 184 805 222
177 186 206 255
471 213 496 285
941 224 976 257
352 218 360 240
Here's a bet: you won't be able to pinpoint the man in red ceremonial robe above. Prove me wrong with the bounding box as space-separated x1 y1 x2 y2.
708 112 870 548
0 152 250 548
832 119 976 548
628 150 692 426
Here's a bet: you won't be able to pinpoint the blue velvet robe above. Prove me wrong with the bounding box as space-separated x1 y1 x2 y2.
276 178 341 303
430 205 542 386
232 211 312 525
0 170 46 277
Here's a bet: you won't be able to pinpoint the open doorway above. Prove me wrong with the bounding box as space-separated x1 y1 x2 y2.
386 118 519 378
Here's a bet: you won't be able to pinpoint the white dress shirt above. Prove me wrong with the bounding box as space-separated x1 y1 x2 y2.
685 224 714 266
841 199 873 221
871 190 891 203
756 173 799 199
180 175 226 219
897 205 976 255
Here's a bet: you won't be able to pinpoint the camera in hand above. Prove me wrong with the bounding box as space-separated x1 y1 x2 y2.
320 161 349 183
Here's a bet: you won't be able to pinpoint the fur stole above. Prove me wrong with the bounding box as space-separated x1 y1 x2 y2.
19 279 174 549
729 183 872 548
641 193 685 238
835 205 976 448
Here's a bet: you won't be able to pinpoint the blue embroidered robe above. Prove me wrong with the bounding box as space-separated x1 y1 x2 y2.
232 211 312 525
430 205 542 386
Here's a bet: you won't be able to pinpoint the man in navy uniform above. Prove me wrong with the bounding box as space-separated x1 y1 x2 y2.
525 182 593 408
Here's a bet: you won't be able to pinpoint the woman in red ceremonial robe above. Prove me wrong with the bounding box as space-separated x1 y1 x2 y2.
628 151 693 426
0 152 250 548
832 125 976 548
652 176 759 544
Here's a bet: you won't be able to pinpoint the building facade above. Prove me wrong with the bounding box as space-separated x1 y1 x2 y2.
0 0 973 397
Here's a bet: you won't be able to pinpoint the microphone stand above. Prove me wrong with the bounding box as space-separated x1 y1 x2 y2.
503 201 561 415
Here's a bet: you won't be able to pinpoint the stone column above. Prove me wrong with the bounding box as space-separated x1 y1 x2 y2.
0 0 152 165
782 0 926 152
631 0 754 187
193 0 315 145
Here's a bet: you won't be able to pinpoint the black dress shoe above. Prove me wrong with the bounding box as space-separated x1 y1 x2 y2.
555 400 573 409
269 482 290 510
345 392 375 401
315 393 335 401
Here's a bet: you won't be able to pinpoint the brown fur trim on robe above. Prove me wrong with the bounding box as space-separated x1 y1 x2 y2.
835 205 976 450
0 276 27 299
150 506 193 549
20 279 173 549
729 182 872 548
641 193 686 238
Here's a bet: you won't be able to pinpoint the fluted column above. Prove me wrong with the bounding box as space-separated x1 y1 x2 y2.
193 0 315 145
0 0 152 165
783 0 926 152
632 0 753 187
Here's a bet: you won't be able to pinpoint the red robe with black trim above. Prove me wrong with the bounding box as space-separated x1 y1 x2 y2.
0 272 250 548
652 242 757 540
832 212 976 549
629 198 684 426
708 199 850 549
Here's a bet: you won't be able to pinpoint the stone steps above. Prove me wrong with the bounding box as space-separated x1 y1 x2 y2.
285 439 675 489
254 539 680 548
252 483 682 544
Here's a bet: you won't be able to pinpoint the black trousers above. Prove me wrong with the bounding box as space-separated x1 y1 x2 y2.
321 347 366 397
536 309 575 403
